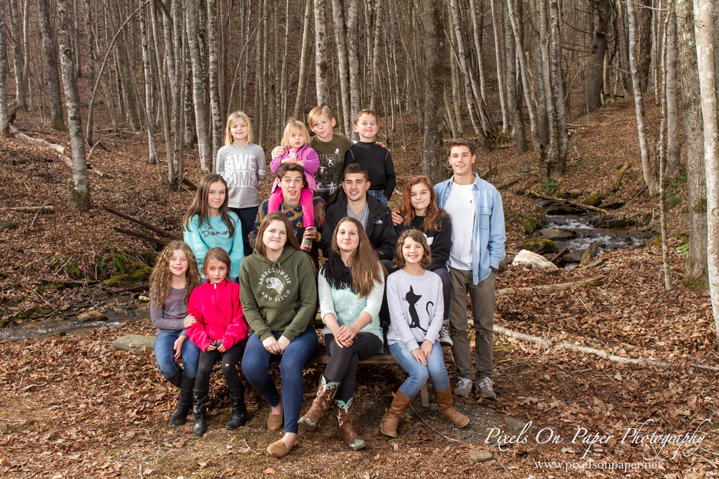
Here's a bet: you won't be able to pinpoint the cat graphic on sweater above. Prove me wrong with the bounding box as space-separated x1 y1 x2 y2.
405 285 432 333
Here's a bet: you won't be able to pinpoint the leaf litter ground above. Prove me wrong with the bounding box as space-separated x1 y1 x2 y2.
0 97 717 478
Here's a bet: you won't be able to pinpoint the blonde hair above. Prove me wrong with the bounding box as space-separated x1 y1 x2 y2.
149 241 201 307
225 111 254 146
353 108 377 125
281 119 311 148
307 106 333 128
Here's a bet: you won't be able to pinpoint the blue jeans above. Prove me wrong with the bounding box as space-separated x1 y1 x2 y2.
242 327 318 434
389 340 450 398
230 206 258 257
154 330 201 378
367 189 388 206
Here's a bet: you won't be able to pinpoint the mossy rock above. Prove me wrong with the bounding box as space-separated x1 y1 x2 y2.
522 211 546 235
105 278 120 287
582 194 605 207
566 188 583 198
517 238 558 255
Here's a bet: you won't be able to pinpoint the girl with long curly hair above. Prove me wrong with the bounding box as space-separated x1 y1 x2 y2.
148 241 201 426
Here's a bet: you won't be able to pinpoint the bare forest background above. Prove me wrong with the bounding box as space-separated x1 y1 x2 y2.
0 0 718 338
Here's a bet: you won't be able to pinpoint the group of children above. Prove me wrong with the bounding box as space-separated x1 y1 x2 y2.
149 105 472 454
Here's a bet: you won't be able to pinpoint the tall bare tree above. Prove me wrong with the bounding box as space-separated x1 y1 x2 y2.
0 2 9 138
664 1 681 179
330 0 352 134
693 0 719 347
627 0 659 196
207 0 223 161
57 0 90 212
489 0 508 134
139 0 158 166
8 0 27 110
584 0 612 111
294 0 313 118
314 0 331 107
419 0 445 183
186 0 212 172
37 0 66 131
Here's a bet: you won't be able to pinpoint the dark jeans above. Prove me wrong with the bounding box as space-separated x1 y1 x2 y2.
242 327 318 434
230 206 258 257
154 330 200 379
323 332 382 402
194 342 245 391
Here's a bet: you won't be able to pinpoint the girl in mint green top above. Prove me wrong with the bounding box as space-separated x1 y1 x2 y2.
298 217 386 451
182 174 244 280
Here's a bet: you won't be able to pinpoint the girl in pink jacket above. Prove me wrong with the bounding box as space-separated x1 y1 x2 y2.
187 248 249 435
268 119 320 250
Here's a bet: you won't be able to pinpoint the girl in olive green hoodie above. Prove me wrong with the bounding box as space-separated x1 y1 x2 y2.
240 212 318 458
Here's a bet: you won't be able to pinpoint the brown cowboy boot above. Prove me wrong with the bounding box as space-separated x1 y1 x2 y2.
298 375 339 430
335 398 366 450
379 390 413 438
435 388 470 428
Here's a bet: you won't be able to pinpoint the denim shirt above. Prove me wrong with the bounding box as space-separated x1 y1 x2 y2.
434 173 506 284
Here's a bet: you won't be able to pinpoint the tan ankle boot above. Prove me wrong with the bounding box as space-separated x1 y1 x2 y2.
379 390 413 438
435 388 470 428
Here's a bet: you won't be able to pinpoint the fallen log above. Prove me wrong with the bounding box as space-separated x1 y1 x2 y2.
113 227 168 246
527 191 607 214
1 206 55 214
493 325 719 372
549 247 568 264
38 279 100 287
497 178 520 191
182 178 198 190
496 275 605 295
9 125 109 178
102 205 180 239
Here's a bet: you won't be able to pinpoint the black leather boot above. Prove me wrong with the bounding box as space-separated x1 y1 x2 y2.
168 375 194 426
193 389 209 435
166 369 183 388
225 385 247 430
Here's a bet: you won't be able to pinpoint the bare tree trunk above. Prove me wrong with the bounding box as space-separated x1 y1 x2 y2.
294 0 313 118
693 0 719 347
584 0 611 111
346 0 361 120
468 0 487 103
330 0 351 135
23 0 32 108
186 0 211 172
369 0 383 111
83 0 94 142
548 0 567 168
449 49 464 137
8 0 27 110
207 0 223 162
508 0 539 153
627 0 659 196
664 3 681 179
420 0 445 184
37 0 66 130
71 0 81 78
0 3 9 137
314 0 331 106
676 0 707 288
638 0 652 91
149 0 173 181
504 1 526 153
139 0 158 166
448 0 486 145
57 0 90 212
537 0 560 179
489 0 508 134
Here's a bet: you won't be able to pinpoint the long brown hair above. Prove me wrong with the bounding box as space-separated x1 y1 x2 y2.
182 173 236 237
149 241 200 307
331 217 385 297
394 229 432 270
254 211 302 257
399 175 448 232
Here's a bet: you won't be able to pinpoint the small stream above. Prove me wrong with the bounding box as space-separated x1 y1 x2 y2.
0 298 150 342
535 201 656 268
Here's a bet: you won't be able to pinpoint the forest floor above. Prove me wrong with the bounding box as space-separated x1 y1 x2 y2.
1 96 718 478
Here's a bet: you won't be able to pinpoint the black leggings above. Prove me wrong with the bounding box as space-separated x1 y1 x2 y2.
195 342 245 391
324 332 382 402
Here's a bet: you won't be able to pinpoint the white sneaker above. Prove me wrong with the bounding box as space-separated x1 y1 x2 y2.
478 377 496 400
438 325 453 346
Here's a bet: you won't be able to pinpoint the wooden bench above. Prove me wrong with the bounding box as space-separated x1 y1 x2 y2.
308 317 451 407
